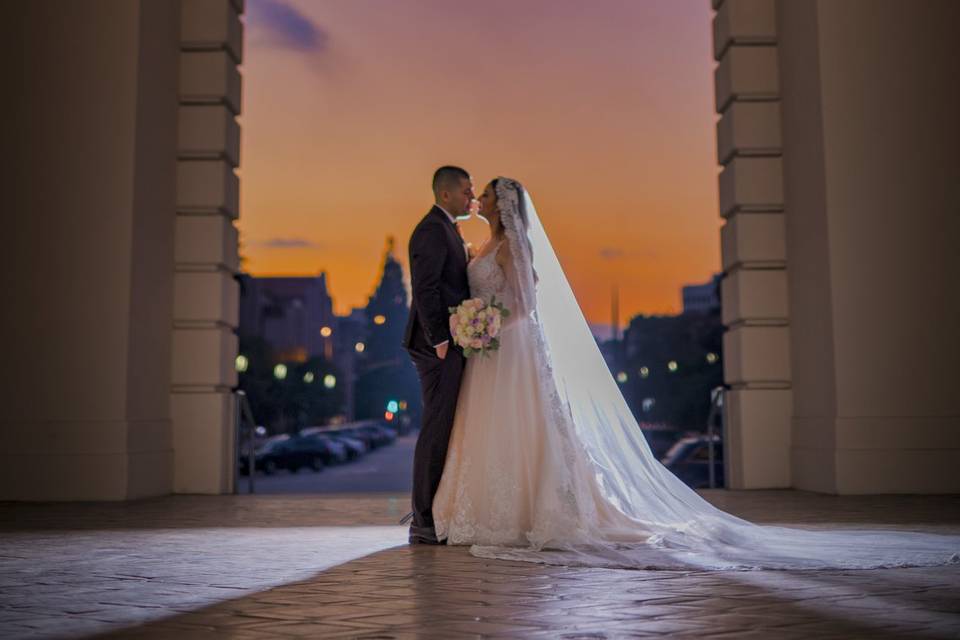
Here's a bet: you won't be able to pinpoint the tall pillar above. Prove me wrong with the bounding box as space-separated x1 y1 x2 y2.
777 0 960 493
0 1 179 500
712 0 793 488
171 0 244 494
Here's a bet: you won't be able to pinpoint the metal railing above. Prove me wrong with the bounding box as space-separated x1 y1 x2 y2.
706 385 727 489
233 389 258 494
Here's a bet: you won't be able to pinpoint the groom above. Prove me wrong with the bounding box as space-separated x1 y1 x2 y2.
401 166 474 545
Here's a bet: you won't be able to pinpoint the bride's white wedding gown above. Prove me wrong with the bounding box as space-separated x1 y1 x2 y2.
431 179 958 571
434 240 612 548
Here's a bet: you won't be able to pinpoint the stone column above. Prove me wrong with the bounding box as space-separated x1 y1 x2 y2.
777 0 960 493
171 0 244 494
0 1 179 499
712 0 793 488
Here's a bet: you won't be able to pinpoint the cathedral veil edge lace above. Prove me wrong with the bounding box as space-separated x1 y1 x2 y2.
445 177 960 571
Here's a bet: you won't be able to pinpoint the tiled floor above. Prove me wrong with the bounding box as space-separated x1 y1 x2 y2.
1 491 958 639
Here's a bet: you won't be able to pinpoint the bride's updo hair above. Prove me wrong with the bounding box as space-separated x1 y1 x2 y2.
491 178 530 231
490 178 535 271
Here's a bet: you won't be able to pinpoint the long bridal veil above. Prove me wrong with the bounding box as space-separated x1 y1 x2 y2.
472 178 958 570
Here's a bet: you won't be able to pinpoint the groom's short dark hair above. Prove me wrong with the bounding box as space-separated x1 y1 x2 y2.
432 166 470 196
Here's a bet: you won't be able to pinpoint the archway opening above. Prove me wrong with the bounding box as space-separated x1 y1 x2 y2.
234 0 724 495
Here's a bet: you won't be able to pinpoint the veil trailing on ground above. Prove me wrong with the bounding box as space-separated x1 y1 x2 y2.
479 177 959 570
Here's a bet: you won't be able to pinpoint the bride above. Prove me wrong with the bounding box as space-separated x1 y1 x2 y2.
431 176 959 570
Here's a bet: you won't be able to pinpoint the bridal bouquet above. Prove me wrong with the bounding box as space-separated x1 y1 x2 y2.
448 296 511 358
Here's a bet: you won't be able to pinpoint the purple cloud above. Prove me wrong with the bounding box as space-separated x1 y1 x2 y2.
255 237 321 249
599 247 624 260
599 246 658 260
248 0 329 52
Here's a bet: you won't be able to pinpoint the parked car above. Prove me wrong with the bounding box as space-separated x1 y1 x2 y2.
239 434 288 475
330 435 367 460
245 434 339 474
299 421 396 453
337 427 378 449
356 423 396 447
303 433 349 465
300 426 368 460
661 434 724 489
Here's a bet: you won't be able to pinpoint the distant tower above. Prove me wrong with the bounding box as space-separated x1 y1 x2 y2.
353 236 419 421
364 236 407 361
611 283 620 342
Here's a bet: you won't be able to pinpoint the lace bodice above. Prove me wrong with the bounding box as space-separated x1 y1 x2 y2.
467 241 508 301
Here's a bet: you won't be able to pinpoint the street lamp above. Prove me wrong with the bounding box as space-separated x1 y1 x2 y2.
667 360 678 372
639 366 649 378
235 354 249 372
706 352 718 364
323 374 336 389
616 372 628 384
373 314 386 325
355 342 365 353
303 371 315 383
273 363 287 380
320 326 332 337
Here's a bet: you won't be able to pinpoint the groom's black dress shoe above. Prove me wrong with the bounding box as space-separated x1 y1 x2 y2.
408 524 446 545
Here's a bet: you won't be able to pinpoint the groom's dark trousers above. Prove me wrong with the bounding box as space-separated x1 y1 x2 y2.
402 206 470 539
406 334 465 534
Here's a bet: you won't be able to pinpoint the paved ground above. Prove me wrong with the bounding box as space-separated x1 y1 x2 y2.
0 491 958 639
246 435 415 494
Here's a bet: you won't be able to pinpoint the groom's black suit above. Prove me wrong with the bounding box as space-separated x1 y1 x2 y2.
403 206 470 540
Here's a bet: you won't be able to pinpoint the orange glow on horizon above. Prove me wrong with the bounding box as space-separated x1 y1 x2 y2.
239 1 720 328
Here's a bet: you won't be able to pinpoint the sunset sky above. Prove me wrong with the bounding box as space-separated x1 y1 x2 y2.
239 0 720 332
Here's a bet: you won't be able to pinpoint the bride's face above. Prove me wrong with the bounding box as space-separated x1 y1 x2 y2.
478 183 499 227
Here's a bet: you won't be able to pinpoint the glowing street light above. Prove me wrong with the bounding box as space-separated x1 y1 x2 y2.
373 314 386 325
319 326 333 337
303 371 315 383
355 342 366 353
273 363 287 380
616 371 628 384
399 400 408 410
639 366 649 378
235 354 248 372
667 360 678 372
642 397 656 412
706 352 718 364
323 374 336 389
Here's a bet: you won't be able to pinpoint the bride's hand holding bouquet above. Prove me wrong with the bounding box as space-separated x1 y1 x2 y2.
448 296 511 358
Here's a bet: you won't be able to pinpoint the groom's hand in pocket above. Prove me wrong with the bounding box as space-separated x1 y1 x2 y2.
434 341 449 360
